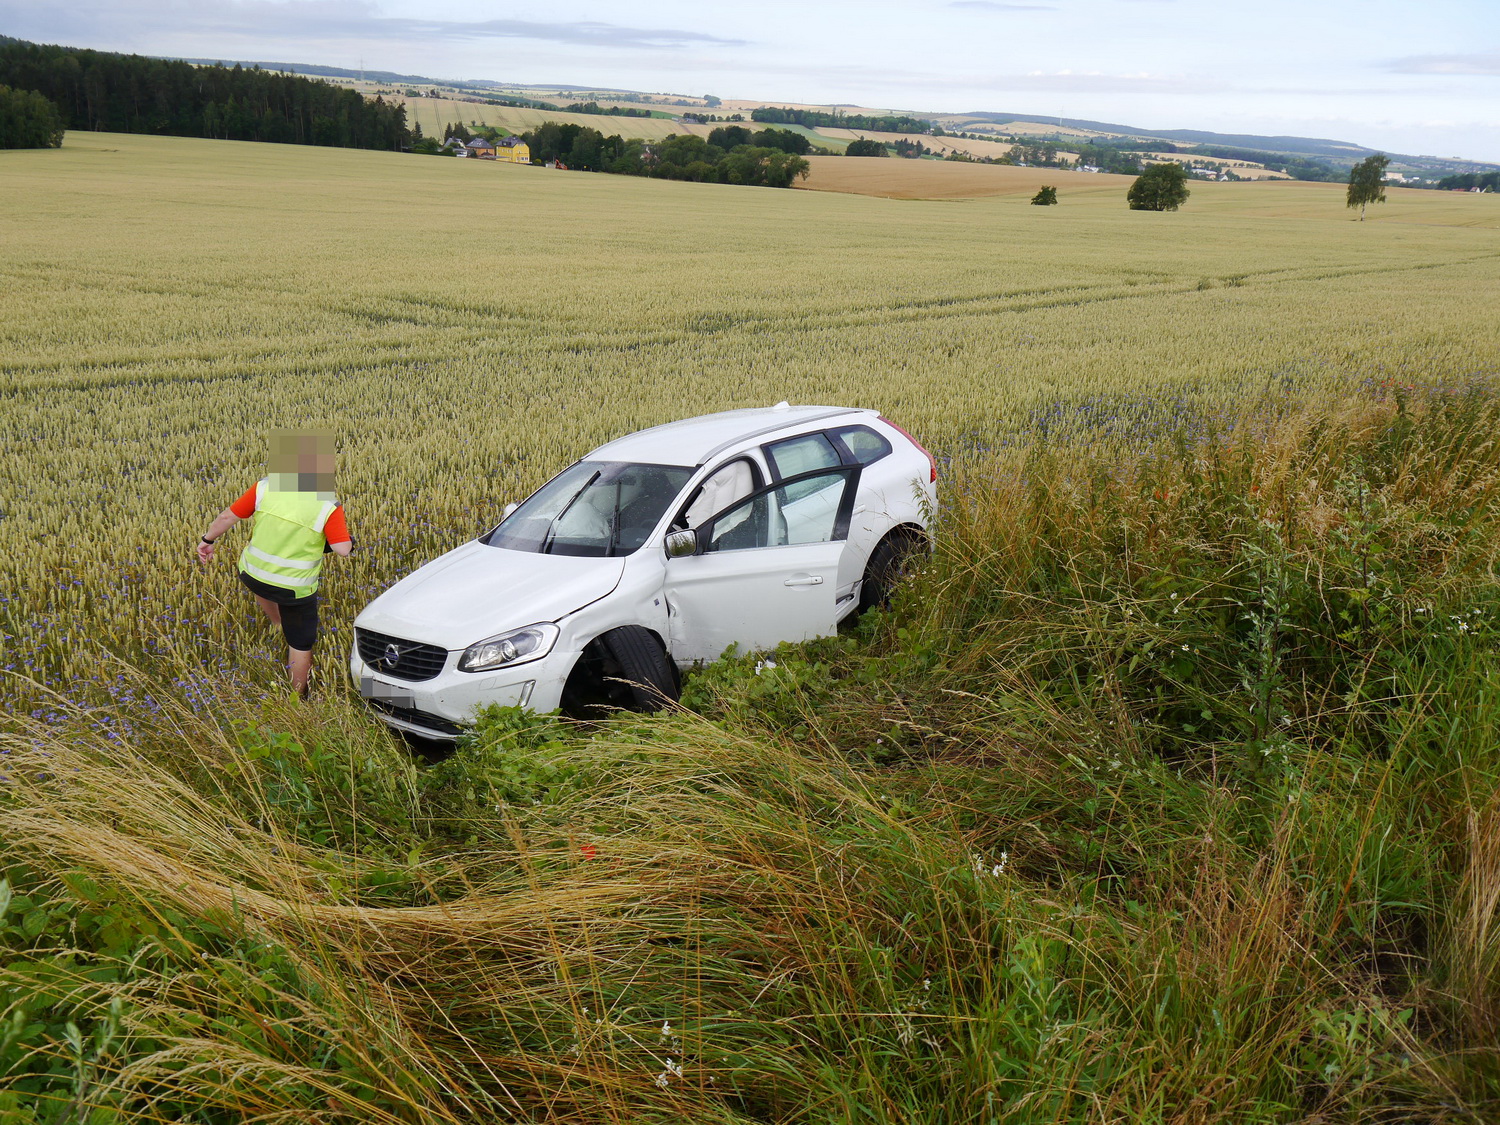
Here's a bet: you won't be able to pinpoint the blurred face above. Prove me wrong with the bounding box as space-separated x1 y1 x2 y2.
267 429 335 493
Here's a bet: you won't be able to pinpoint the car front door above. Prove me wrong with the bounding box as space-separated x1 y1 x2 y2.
663 466 861 663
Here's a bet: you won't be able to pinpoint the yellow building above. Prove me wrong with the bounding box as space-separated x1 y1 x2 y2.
496 138 531 164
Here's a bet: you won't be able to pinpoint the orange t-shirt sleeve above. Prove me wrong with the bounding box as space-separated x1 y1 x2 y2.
229 485 258 519
324 506 350 545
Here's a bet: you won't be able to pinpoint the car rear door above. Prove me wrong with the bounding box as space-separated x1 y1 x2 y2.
663 466 860 663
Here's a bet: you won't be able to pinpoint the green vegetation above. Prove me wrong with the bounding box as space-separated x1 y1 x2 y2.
708 126 813 155
0 37 409 149
845 138 888 157
562 100 653 119
1348 154 1391 221
0 82 63 148
6 387 1500 1120
515 122 809 186
1030 185 1058 205
752 106 933 134
1128 162 1192 211
1438 171 1500 192
3 131 1500 1119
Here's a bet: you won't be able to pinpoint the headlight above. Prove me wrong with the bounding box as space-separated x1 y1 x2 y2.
457 623 560 673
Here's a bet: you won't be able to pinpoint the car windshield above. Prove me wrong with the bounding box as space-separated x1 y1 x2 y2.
483 461 694 557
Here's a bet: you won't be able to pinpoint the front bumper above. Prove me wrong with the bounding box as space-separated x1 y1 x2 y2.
350 645 570 740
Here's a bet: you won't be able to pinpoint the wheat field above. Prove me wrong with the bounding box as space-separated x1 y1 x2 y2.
2 130 1498 704
5 129 1500 1122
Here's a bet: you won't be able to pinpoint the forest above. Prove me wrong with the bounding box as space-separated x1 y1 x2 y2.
446 121 810 188
0 38 410 150
750 105 934 134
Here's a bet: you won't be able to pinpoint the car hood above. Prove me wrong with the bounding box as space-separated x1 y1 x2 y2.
354 541 626 650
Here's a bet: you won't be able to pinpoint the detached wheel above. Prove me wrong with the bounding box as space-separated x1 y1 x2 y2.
561 626 679 718
858 529 927 613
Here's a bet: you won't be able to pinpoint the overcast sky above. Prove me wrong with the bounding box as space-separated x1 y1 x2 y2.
4 0 1498 161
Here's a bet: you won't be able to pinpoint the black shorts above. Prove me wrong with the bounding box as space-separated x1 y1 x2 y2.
239 571 319 651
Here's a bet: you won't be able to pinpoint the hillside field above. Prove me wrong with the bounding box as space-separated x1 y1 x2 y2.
396 93 714 144
4 131 1500 1122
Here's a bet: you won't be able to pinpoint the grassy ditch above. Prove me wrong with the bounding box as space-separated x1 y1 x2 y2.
3 383 1500 1122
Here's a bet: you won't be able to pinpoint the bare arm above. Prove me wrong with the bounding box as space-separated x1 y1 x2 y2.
196 508 241 563
329 539 353 558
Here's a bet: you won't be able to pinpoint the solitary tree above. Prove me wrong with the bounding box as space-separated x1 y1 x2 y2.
1347 154 1389 221
1127 162 1190 211
845 138 888 157
1030 185 1058 205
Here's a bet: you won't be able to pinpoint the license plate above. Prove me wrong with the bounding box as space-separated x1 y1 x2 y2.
359 675 414 707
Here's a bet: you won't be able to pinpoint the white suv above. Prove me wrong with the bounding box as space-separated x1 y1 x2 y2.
350 403 937 740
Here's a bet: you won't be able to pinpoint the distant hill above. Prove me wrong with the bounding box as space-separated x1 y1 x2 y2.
165 58 494 89
950 112 1376 160
112 50 1500 176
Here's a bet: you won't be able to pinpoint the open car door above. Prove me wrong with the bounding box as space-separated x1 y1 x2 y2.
664 466 861 664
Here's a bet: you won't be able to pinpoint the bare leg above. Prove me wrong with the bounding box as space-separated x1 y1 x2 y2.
288 648 313 699
253 595 283 626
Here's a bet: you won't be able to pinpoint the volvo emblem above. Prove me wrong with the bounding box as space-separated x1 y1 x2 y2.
382 642 402 670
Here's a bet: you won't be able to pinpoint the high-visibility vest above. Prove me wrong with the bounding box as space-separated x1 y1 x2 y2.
237 480 337 596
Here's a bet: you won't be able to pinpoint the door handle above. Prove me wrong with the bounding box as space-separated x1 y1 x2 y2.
784 575 823 586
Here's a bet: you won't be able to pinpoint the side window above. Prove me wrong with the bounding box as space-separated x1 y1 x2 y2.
681 458 761 529
700 467 858 553
766 433 841 479
830 425 892 466
764 433 842 503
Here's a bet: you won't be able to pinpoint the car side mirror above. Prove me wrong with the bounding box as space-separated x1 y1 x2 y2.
664 528 698 558
502 502 519 519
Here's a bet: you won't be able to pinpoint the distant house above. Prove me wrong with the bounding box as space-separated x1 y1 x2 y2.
495 136 531 164
466 137 497 159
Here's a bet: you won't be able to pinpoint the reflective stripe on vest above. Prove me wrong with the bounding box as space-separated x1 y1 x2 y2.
238 481 337 595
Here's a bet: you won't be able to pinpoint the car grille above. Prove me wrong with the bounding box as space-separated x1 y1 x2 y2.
355 628 448 682
366 699 466 739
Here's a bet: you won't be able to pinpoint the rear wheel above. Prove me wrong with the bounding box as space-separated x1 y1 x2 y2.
561 625 679 718
858 529 927 613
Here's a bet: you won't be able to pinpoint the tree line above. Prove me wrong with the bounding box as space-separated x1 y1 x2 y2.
751 106 933 134
1437 171 1499 191
493 122 804 186
0 39 410 150
562 101 653 118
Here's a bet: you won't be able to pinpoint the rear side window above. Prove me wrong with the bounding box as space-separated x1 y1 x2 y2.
765 432 842 479
830 425 892 466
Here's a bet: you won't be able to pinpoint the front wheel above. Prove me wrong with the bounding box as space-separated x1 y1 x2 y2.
560 625 679 718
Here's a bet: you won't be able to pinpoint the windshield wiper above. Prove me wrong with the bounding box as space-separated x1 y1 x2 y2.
540 471 601 555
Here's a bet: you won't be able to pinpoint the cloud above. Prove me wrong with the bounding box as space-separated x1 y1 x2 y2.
0 0 745 51
1385 52 1500 77
949 2 1057 10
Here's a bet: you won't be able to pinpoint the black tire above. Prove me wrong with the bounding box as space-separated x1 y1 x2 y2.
561 626 679 717
858 529 926 613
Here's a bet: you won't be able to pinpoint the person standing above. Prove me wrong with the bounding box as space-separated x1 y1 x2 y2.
196 430 353 698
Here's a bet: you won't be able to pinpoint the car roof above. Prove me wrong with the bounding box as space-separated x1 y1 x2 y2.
587 404 877 467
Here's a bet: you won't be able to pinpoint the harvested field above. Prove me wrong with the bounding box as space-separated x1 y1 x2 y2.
395 95 713 143
797 155 1134 198
815 127 1017 160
